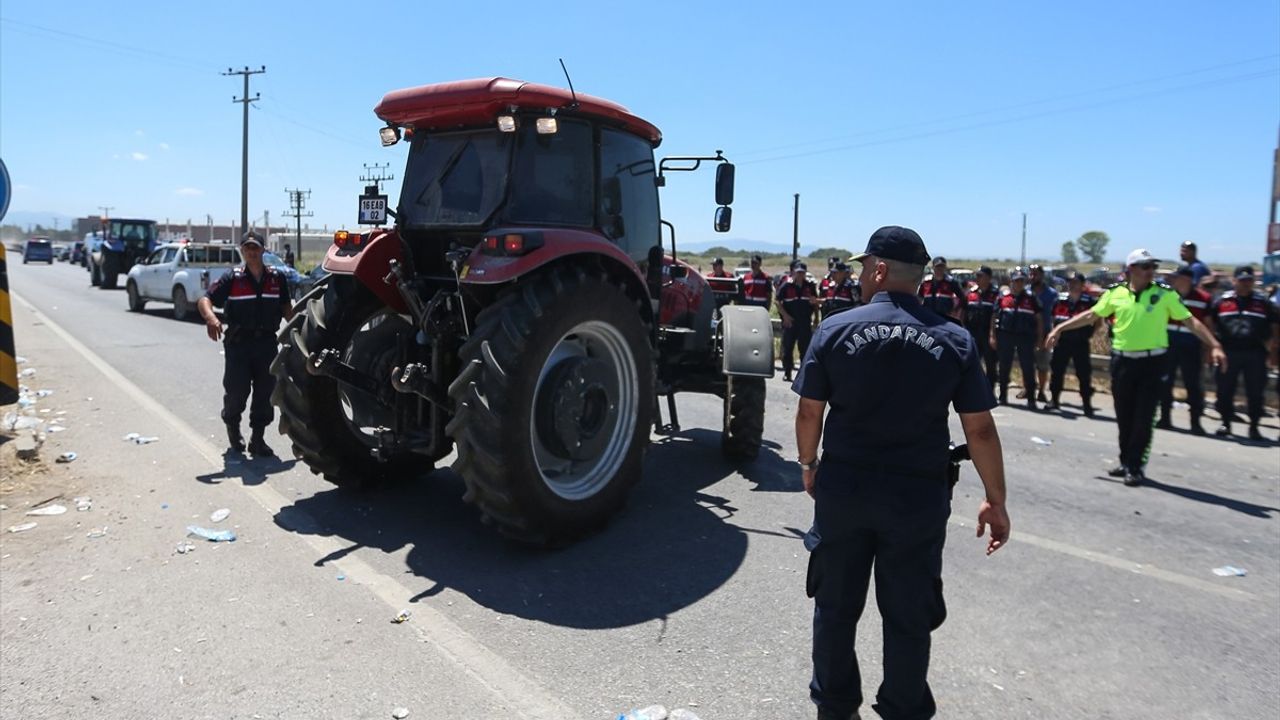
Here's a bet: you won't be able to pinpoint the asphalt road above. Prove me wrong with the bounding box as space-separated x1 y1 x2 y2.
2 259 1278 720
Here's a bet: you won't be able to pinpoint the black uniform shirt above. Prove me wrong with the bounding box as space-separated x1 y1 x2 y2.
994 289 1042 335
918 275 967 317
793 291 996 478
207 266 292 341
1050 292 1096 342
964 285 999 339
1210 291 1279 352
819 276 861 318
777 278 819 326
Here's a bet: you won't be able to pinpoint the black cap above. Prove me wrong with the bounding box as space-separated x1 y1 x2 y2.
1234 265 1255 280
932 256 947 267
1066 271 1085 283
1009 267 1028 281
833 261 849 272
793 262 808 272
977 265 993 276
751 254 763 264
241 231 264 247
1171 264 1195 278
1181 240 1197 249
712 256 724 265
849 225 930 266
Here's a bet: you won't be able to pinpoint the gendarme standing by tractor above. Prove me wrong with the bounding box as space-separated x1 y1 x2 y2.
272 77 774 545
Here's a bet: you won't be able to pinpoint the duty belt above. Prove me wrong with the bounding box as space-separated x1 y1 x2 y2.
225 327 276 342
1111 347 1167 358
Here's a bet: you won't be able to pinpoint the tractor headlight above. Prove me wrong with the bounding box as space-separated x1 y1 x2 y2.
535 117 558 135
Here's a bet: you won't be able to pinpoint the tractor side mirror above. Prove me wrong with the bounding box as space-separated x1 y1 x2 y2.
715 163 735 206
714 206 732 233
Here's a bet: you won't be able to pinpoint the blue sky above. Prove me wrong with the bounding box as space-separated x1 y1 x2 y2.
1 0 1277 263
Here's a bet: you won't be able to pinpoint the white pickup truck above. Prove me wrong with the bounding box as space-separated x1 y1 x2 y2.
125 242 241 320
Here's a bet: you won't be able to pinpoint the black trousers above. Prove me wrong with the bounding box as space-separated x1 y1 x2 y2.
222 338 278 429
1216 348 1267 424
808 463 949 720
782 322 814 376
1049 338 1092 401
1110 354 1166 471
996 332 1036 396
979 341 998 389
1160 339 1204 420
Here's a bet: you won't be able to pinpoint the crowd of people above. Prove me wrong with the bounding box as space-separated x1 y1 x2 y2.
710 242 1280 445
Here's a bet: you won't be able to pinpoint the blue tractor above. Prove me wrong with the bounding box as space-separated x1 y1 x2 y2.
90 218 158 289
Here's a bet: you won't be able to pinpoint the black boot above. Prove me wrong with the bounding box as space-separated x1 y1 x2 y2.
226 425 245 453
247 427 275 457
1214 422 1231 438
999 386 1008 405
1248 422 1265 442
1155 412 1173 430
1048 393 1061 410
1190 413 1205 435
1082 396 1095 418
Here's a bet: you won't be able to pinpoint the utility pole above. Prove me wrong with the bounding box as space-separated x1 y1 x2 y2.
1020 212 1027 267
360 163 395 193
791 193 801 265
283 188 313 265
223 65 266 236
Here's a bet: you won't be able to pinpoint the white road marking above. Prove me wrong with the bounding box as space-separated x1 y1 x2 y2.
949 517 1256 602
13 291 582 720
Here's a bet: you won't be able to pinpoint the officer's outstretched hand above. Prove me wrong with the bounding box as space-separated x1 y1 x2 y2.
205 317 223 343
976 500 1010 556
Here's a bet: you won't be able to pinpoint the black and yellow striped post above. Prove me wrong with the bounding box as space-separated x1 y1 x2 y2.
0 243 17 406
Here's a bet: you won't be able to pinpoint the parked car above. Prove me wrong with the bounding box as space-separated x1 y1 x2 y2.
291 264 330 300
125 242 240 320
263 251 304 299
23 237 55 264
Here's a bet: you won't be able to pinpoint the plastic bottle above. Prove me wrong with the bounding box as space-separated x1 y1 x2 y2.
617 706 668 720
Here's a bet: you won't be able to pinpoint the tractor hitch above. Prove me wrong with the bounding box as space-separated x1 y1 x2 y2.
306 348 391 404
390 363 452 412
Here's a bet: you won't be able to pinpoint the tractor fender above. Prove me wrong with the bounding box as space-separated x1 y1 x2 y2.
321 230 408 313
719 305 775 378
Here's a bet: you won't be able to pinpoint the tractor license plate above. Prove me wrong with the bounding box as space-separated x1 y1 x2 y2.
358 195 388 225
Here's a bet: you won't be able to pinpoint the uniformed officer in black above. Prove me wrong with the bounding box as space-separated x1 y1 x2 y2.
819 261 860 320
794 225 1010 720
963 266 1000 389
1047 272 1099 415
197 232 296 456
1207 265 1280 441
991 268 1044 409
778 262 820 382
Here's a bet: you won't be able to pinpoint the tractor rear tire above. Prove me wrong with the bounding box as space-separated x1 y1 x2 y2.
127 281 146 312
271 279 427 489
447 266 653 545
90 261 101 287
721 376 765 461
101 255 120 289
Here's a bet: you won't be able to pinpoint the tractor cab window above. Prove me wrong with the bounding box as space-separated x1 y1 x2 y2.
400 130 512 227
598 128 659 262
111 221 155 249
506 119 594 227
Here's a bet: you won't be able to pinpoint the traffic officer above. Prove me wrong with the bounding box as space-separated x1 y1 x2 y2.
197 231 297 456
1207 266 1280 441
917 256 966 322
741 254 772 309
794 225 1009 720
964 266 1000 389
818 261 860 320
1047 249 1224 486
778 262 820 382
991 268 1043 409
1047 272 1098 415
1158 265 1211 434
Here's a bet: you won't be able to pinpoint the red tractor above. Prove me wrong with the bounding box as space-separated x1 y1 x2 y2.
271 78 774 545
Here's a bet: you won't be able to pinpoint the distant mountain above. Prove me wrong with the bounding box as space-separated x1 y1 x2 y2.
679 238 817 255
2 210 78 230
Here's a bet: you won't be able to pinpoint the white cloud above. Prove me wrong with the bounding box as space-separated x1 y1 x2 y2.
1142 206 1162 214
131 152 148 161
175 187 204 196
159 142 170 151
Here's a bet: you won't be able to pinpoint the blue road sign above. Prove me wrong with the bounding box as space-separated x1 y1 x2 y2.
0 158 10 223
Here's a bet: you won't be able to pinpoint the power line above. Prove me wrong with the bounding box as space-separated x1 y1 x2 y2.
282 188 313 265
360 163 395 193
0 16 218 72
741 67 1279 166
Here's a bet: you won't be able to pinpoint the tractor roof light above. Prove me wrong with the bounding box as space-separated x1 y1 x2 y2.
535 117 558 135
334 230 349 247
497 115 517 133
379 125 401 147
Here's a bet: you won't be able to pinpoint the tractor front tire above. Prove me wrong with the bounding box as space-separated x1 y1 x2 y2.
101 255 120 289
721 376 765 461
447 266 653 546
